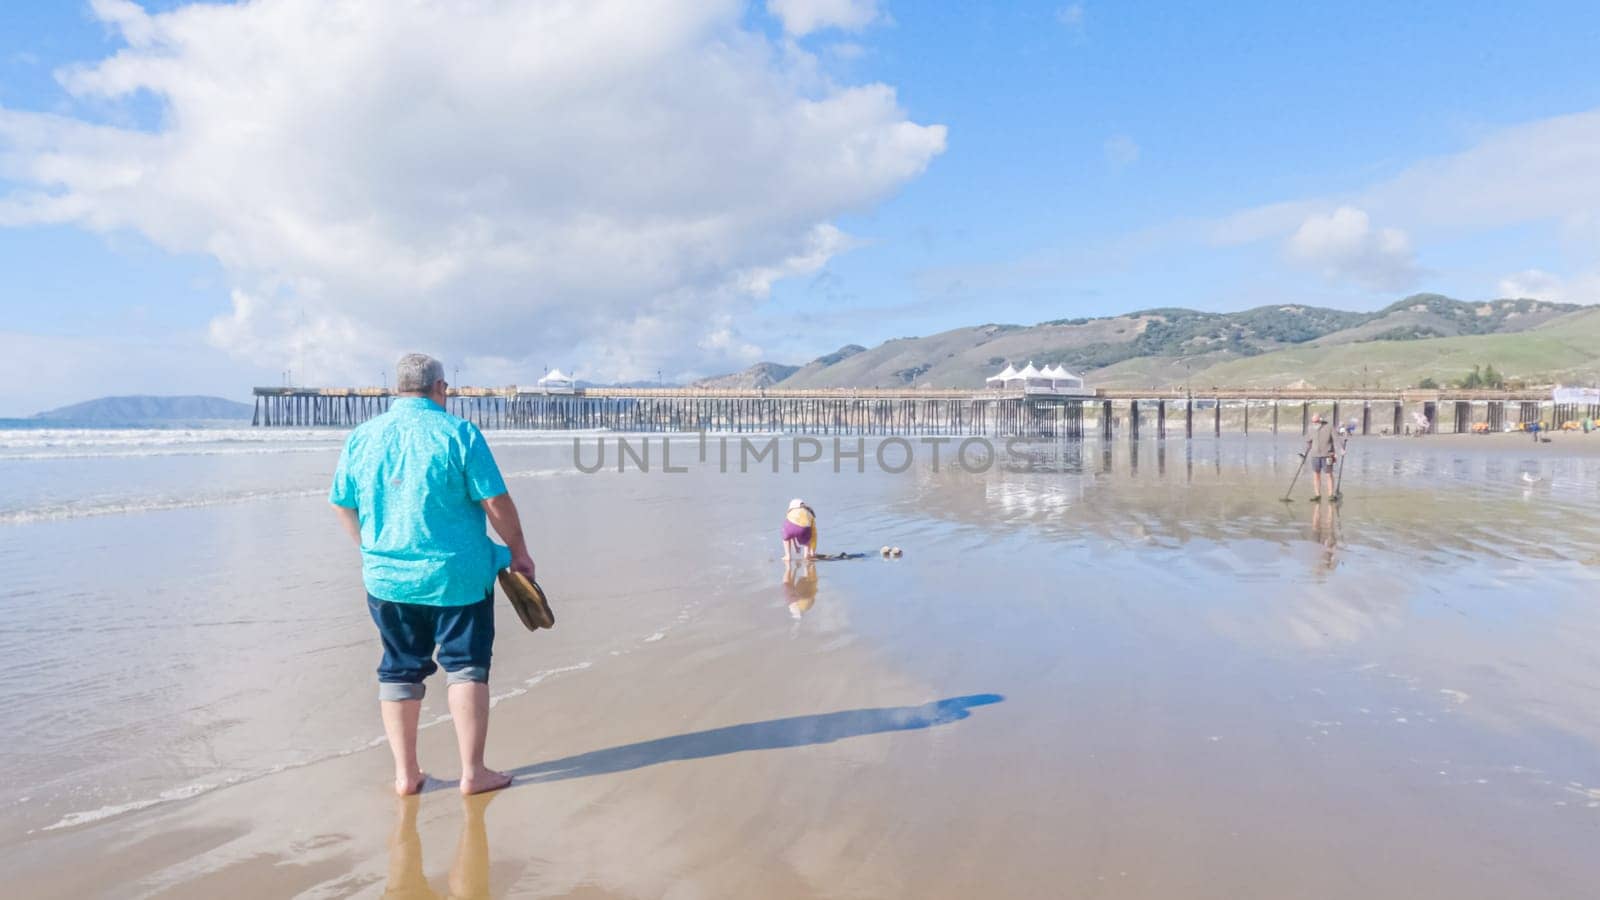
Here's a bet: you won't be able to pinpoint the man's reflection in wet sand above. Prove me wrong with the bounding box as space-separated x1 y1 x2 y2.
1311 501 1341 573
383 794 493 899
783 560 819 620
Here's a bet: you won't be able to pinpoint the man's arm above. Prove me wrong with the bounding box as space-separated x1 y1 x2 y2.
332 503 361 546
483 493 535 578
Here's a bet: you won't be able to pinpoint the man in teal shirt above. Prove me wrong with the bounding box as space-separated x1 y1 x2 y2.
331 353 535 795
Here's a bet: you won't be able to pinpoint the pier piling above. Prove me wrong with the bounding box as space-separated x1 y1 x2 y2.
249 386 1548 441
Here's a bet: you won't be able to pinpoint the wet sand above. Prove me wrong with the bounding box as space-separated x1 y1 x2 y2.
4 433 1600 897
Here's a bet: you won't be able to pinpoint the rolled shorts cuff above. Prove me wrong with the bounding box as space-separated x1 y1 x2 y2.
445 666 489 685
379 681 427 702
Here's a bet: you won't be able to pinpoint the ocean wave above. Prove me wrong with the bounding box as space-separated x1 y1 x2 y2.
0 445 342 462
0 428 338 449
502 467 583 479
0 428 611 460
37 661 596 833
40 782 217 831
0 487 328 525
0 468 578 524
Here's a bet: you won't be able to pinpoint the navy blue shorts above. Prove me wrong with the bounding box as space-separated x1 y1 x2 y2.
368 592 494 701
1311 455 1334 473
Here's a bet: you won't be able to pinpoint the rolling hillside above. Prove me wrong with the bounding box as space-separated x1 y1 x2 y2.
1191 307 1600 390
32 395 253 425
710 295 1595 390
690 362 800 389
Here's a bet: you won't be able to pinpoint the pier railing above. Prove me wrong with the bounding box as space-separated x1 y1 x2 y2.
250 386 1589 438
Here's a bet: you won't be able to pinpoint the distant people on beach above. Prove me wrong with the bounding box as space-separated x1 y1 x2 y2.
1303 413 1339 501
331 353 535 796
783 498 818 561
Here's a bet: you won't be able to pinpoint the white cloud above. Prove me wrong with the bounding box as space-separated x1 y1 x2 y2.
0 0 944 384
1497 268 1600 303
1286 206 1420 291
0 330 273 417
1358 110 1600 231
768 0 882 37
1056 4 1086 28
1103 134 1139 168
1498 268 1566 300
828 41 868 61
1212 109 1600 252
912 104 1600 306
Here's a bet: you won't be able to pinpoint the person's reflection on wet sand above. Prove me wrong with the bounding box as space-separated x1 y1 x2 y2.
1311 501 1340 572
383 794 494 899
783 560 818 619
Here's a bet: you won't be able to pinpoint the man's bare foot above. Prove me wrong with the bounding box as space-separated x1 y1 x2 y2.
459 768 512 795
395 771 428 796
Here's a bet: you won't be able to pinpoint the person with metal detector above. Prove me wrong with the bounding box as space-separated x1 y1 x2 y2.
1302 413 1340 502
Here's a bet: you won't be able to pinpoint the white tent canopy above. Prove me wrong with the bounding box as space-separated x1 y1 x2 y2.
986 364 1019 385
1044 365 1084 387
988 361 1089 394
535 368 576 394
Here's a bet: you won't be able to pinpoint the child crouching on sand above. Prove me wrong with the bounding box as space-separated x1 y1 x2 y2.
782 498 818 561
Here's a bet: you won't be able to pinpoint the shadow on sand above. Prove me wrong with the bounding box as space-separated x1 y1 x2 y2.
507 693 1005 785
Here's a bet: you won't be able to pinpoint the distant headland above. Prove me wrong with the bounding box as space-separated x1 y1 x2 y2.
27 395 252 427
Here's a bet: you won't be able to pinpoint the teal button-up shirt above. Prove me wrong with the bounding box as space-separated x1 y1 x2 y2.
330 397 512 606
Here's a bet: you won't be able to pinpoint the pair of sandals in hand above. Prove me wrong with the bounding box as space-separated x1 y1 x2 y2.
497 569 555 631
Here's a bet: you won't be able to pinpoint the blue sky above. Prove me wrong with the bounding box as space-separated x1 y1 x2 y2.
760 0 1600 338
2 0 1599 414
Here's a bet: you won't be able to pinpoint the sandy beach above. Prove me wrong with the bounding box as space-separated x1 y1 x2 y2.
3 431 1600 898
11 0 1600 894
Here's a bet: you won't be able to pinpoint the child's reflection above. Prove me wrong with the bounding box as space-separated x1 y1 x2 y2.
783 560 819 619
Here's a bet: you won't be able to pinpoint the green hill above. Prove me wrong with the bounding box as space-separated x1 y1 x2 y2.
1191 307 1600 390
717 294 1594 390
689 362 801 389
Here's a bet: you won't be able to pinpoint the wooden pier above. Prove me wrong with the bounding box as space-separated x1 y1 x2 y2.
251 385 1583 439
250 386 1085 437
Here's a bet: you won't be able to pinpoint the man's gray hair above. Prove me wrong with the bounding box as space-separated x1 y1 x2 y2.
396 353 446 392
